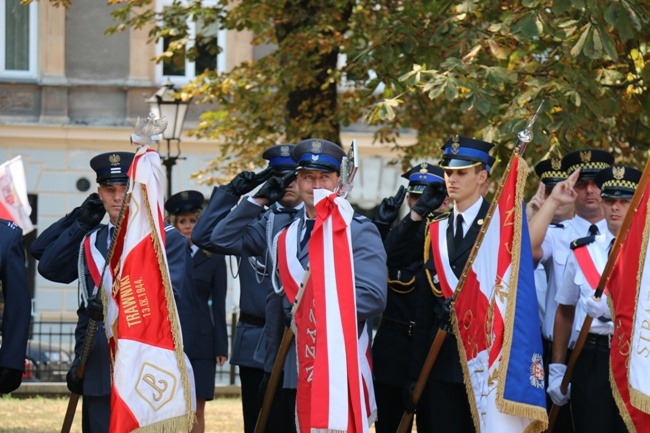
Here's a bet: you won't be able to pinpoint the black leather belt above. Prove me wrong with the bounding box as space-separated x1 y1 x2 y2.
379 316 415 337
585 333 611 348
239 311 266 327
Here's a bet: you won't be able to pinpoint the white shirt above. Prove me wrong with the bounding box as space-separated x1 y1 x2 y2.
555 231 615 335
539 215 607 342
453 196 484 237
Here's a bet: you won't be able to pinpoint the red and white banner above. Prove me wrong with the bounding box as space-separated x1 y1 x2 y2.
608 177 650 432
429 155 547 432
104 146 195 432
0 156 33 234
276 189 375 433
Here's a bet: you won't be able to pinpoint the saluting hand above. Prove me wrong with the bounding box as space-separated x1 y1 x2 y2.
373 185 407 226
549 169 579 206
526 182 546 221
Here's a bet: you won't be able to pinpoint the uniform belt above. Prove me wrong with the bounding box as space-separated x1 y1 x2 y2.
379 316 415 337
239 311 266 327
585 333 611 348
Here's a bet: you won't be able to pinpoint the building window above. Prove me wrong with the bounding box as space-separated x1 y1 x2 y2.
156 1 226 85
0 0 38 79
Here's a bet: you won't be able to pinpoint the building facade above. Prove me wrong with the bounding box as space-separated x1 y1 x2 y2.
1 0 410 321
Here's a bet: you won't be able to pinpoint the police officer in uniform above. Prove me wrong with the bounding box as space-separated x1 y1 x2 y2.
192 144 302 433
406 136 495 433
527 157 575 431
549 165 638 433
165 190 228 433
34 152 197 433
0 219 31 394
372 163 447 433
529 149 613 403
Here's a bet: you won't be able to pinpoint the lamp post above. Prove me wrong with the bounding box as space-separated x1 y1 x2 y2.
146 81 191 198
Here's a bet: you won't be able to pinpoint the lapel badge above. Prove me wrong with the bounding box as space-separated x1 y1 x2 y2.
612 166 625 180
551 158 561 171
109 154 121 166
451 135 460 155
280 145 291 156
580 150 591 163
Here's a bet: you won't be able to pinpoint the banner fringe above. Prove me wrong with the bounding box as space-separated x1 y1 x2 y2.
133 414 193 433
626 191 650 418
143 182 195 428
610 364 637 433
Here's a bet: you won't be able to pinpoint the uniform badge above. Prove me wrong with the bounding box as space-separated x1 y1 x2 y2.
451 135 460 155
612 166 625 180
109 154 121 166
580 150 591 163
310 140 323 154
280 145 291 157
551 158 561 171
529 353 545 389
311 154 320 161
433 274 439 284
420 162 428 174
181 191 189 200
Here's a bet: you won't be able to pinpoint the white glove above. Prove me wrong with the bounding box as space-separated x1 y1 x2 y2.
547 363 570 406
583 295 611 320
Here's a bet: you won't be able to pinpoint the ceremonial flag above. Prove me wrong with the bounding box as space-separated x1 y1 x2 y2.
607 178 650 432
0 156 33 234
451 155 548 432
276 189 373 433
104 146 195 432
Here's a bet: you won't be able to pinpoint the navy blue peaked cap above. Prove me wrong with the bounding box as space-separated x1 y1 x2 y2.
262 144 297 175
90 151 134 185
439 135 494 170
401 162 444 193
164 190 205 215
293 138 346 173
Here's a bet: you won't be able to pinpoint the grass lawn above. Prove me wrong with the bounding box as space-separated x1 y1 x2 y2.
0 395 243 433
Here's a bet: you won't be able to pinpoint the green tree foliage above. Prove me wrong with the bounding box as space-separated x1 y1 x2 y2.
40 0 650 183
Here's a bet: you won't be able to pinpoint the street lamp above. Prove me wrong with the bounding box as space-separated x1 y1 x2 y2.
146 81 191 198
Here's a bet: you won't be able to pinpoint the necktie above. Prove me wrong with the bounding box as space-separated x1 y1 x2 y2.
588 224 599 236
108 226 115 251
454 214 464 247
300 219 315 250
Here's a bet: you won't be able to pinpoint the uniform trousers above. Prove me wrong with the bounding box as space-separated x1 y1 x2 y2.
82 395 110 433
570 337 626 433
416 379 474 433
374 381 411 433
239 366 264 433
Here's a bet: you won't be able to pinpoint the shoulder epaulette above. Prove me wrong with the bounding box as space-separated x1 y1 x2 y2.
353 213 370 223
164 224 175 233
549 222 565 228
0 218 19 230
570 235 595 250
426 211 450 224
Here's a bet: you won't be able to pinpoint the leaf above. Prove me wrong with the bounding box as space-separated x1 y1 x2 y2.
513 12 541 39
462 44 482 62
488 40 509 60
597 27 618 61
570 24 591 57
